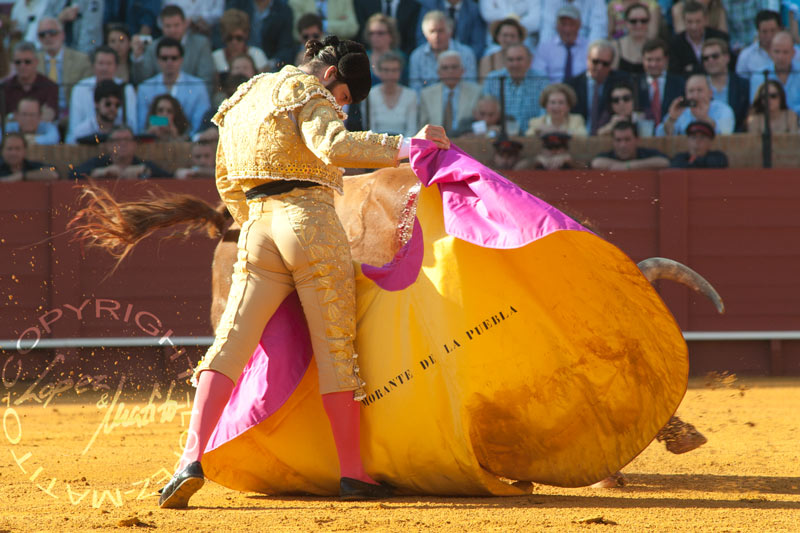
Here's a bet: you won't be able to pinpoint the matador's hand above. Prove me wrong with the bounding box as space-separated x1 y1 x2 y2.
414 125 450 150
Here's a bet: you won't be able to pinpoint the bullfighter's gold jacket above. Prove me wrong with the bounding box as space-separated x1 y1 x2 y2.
212 65 402 225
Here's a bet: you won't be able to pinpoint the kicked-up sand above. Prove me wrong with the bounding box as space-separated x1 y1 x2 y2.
1 376 798 532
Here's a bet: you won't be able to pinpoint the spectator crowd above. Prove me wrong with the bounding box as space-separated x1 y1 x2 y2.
1 0 799 180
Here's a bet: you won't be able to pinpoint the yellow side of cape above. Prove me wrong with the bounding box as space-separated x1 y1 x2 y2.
202 184 688 495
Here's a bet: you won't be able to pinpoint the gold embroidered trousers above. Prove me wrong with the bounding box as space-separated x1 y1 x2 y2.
194 186 365 399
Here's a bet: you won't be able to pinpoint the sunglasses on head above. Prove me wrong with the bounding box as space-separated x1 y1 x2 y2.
591 58 611 67
38 29 60 38
701 52 722 61
627 17 649 25
13 59 33 65
611 94 632 103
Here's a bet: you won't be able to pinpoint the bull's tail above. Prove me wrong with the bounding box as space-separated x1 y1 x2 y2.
68 184 228 267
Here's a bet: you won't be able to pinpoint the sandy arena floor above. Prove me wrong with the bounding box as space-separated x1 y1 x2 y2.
1 375 798 532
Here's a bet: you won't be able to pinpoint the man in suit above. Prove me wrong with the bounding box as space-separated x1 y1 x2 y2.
355 0 421 57
668 0 729 76
419 51 481 136
36 17 92 121
131 5 215 96
638 39 685 129
416 0 486 59
701 38 750 132
565 39 628 134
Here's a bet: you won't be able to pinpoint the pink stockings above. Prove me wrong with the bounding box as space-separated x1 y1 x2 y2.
321 390 377 484
178 370 235 470
178 371 375 485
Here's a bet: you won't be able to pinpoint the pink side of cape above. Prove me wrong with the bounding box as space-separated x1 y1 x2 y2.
408 139 588 249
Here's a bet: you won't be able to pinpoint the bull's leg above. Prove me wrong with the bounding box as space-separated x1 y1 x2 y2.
655 416 708 454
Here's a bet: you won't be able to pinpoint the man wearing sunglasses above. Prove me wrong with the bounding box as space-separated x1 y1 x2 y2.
66 46 138 143
701 38 750 132
136 38 211 135
35 17 92 122
565 39 629 134
668 0 730 76
66 80 124 144
132 5 215 96
2 42 58 123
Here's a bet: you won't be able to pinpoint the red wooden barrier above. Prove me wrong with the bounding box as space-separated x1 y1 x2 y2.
1 171 798 377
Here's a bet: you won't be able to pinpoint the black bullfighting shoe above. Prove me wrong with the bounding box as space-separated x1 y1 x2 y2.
158 461 205 509
339 477 394 500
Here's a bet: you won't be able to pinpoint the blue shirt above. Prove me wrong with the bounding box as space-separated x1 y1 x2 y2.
482 68 548 129
749 64 800 115
136 72 211 135
655 100 736 136
408 40 477 91
532 36 588 83
4 121 60 145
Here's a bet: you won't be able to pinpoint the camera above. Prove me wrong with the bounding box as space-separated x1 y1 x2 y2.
677 97 697 108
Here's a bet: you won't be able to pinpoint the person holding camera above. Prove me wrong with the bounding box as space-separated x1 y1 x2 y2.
656 73 734 136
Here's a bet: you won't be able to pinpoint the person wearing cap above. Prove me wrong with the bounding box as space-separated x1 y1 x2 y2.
591 120 669 169
533 5 589 83
490 136 525 169
656 73 735 136
670 120 729 168
157 36 451 509
534 131 576 169
539 0 608 46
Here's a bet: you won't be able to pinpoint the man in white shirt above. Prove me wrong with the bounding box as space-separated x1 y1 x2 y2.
67 80 124 144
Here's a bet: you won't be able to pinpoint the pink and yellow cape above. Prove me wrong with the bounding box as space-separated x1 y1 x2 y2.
201 141 688 495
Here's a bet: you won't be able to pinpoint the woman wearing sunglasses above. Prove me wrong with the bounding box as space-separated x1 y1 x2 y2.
611 3 652 74
607 0 660 40
597 80 646 136
212 8 269 74
746 80 799 134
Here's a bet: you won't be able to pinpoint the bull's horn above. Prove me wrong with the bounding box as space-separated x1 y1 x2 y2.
637 257 725 314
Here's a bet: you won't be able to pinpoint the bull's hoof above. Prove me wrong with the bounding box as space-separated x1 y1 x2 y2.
656 416 708 454
590 471 626 488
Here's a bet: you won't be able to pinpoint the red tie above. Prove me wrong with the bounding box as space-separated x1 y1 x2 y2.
651 78 662 124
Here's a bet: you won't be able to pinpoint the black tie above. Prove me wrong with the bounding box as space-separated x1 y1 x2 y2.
563 44 573 81
384 0 392 16
449 6 457 24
